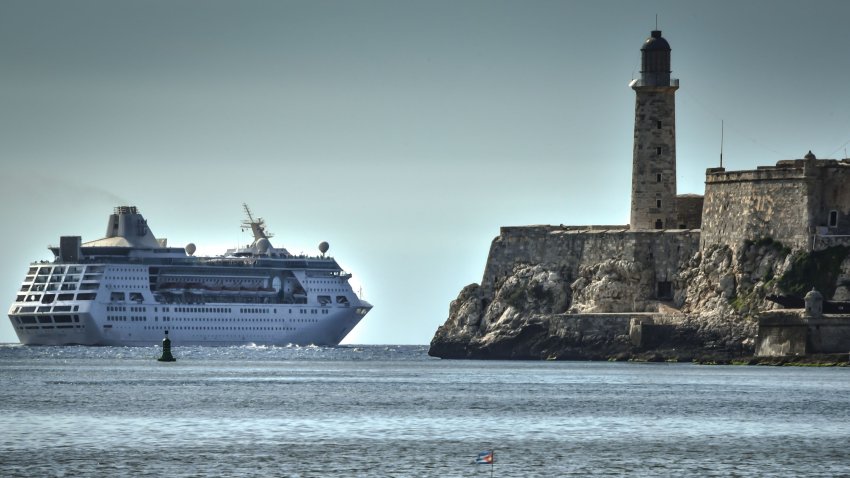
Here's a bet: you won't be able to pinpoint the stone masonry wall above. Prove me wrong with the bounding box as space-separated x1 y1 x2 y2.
675 194 703 229
700 166 812 252
480 226 700 302
701 160 850 253
818 162 850 235
631 87 678 230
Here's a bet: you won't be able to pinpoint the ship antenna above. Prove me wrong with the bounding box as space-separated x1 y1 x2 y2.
241 203 274 240
242 203 255 224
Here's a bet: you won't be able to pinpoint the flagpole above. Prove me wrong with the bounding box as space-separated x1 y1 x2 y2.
491 450 494 478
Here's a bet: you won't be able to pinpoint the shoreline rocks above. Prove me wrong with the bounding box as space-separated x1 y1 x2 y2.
429 235 850 363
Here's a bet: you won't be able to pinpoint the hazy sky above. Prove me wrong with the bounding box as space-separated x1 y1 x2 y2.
2 0 849 344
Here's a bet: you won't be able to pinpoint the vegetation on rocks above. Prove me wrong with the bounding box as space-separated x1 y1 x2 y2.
777 246 850 298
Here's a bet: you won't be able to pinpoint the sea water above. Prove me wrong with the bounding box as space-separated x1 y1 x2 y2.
1 344 848 477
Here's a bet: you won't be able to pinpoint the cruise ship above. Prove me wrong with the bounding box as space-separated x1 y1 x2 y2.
7 205 372 346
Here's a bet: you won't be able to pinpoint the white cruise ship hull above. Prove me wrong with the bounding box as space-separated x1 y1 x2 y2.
14 300 369 346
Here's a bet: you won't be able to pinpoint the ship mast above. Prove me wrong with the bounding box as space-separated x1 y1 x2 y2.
241 203 274 244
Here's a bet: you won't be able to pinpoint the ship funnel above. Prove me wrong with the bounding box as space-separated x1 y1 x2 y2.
102 206 162 249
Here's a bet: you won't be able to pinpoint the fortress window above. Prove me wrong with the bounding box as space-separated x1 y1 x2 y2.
656 173 662 183
829 210 838 227
656 121 662 129
656 147 662 155
656 199 662 208
654 219 663 229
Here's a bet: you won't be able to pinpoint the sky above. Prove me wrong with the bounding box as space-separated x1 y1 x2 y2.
2 0 849 345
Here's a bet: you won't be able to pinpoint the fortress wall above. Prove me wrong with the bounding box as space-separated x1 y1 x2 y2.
819 166 850 235
675 195 703 229
643 231 701 283
702 162 850 252
481 226 700 298
547 313 691 352
701 167 812 252
481 227 628 291
756 311 850 356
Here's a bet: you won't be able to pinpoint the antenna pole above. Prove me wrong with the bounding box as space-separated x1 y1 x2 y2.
242 203 255 223
720 120 724 168
655 14 658 30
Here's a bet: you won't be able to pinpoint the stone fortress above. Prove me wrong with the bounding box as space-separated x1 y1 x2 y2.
430 29 850 361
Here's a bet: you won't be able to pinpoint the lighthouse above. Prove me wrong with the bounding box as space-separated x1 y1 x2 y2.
629 30 679 230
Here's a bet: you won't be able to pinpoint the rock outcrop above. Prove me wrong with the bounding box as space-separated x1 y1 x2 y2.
430 265 576 359
429 233 850 361
570 259 652 313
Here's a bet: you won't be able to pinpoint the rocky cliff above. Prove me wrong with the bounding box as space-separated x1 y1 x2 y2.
429 231 850 361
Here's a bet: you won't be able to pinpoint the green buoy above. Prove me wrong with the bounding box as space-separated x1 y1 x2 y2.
157 330 176 362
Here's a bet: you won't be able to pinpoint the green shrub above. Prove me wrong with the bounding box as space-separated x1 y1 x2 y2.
777 246 850 298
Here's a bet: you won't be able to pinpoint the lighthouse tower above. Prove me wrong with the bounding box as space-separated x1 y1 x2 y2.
629 30 679 230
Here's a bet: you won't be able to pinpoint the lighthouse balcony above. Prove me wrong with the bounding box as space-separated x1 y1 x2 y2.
629 78 679 88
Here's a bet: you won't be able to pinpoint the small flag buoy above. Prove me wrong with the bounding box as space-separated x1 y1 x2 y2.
474 450 495 477
157 330 176 362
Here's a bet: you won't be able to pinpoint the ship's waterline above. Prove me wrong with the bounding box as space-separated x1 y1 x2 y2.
7 204 371 346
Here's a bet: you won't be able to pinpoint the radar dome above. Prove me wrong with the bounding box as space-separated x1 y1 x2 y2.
318 241 330 256
185 243 196 256
257 238 272 254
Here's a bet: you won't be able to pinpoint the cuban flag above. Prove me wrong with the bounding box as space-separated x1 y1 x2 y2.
475 450 494 465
